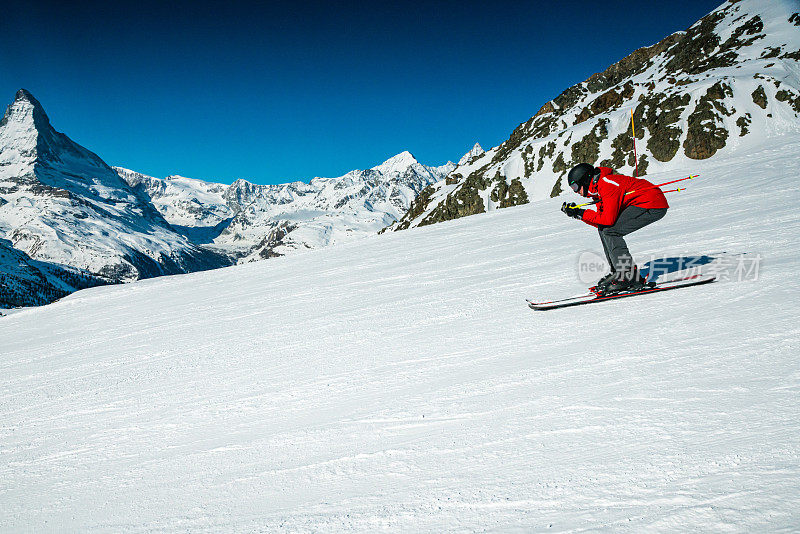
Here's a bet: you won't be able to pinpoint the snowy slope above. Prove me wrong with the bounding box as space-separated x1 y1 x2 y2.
391 0 800 230
2 137 799 531
116 150 459 261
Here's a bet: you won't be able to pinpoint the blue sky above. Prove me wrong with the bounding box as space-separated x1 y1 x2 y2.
1 0 722 185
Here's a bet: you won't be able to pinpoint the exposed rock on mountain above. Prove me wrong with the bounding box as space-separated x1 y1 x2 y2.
390 0 800 230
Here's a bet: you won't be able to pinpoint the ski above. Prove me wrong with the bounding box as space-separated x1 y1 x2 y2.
527 275 716 311
526 274 705 307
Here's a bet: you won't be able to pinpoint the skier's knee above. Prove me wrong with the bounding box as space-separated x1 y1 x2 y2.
600 227 621 237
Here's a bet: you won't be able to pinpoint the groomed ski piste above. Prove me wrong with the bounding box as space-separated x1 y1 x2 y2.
2 138 800 531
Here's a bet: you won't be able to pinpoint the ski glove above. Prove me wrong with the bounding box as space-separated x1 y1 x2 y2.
561 202 585 220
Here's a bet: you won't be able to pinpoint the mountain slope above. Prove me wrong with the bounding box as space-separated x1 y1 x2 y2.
390 0 800 230
0 90 231 306
2 137 798 531
116 150 460 261
0 238 106 308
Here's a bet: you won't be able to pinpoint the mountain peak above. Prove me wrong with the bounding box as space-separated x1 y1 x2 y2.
230 177 255 188
14 88 38 104
372 151 421 174
2 88 51 130
458 143 484 166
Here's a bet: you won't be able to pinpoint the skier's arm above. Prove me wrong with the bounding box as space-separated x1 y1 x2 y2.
581 183 623 227
581 215 600 228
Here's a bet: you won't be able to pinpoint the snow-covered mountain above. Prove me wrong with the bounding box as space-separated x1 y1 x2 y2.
0 89 231 306
458 142 485 166
116 149 460 262
115 168 235 229
390 0 800 230
0 237 103 307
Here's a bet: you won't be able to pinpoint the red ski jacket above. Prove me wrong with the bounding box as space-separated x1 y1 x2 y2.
580 167 669 227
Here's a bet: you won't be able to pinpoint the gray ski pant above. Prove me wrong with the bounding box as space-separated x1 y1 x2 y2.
598 206 667 277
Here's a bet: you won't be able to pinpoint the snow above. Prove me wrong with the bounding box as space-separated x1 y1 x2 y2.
458 142 485 166
370 150 422 175
115 149 464 261
2 138 799 531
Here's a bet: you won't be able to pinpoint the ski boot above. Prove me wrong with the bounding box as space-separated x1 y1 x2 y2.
600 268 653 295
589 272 617 293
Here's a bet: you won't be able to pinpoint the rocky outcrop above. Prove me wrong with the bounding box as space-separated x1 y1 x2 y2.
391 0 800 231
389 185 435 232
491 177 528 208
776 89 800 113
752 86 768 108
418 170 488 227
684 82 733 160
256 222 299 259
635 92 691 162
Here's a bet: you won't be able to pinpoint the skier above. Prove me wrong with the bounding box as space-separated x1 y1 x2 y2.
561 163 669 293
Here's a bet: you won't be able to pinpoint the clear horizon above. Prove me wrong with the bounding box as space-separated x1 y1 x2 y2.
2 0 723 185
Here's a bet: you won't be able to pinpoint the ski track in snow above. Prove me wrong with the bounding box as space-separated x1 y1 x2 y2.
1 141 800 532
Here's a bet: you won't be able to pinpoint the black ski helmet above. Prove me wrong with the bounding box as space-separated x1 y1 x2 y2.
567 163 597 192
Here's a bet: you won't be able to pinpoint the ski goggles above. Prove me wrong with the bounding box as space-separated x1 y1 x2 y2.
569 181 581 192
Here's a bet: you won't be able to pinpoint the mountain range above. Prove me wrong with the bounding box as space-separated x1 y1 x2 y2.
0 88 467 306
114 149 460 262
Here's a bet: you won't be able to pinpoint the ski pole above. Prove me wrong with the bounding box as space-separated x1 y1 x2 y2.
631 110 638 178
626 174 698 195
572 175 697 208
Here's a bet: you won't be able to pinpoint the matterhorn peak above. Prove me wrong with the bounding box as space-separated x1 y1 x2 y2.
458 143 484 166
2 88 51 130
14 88 38 104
